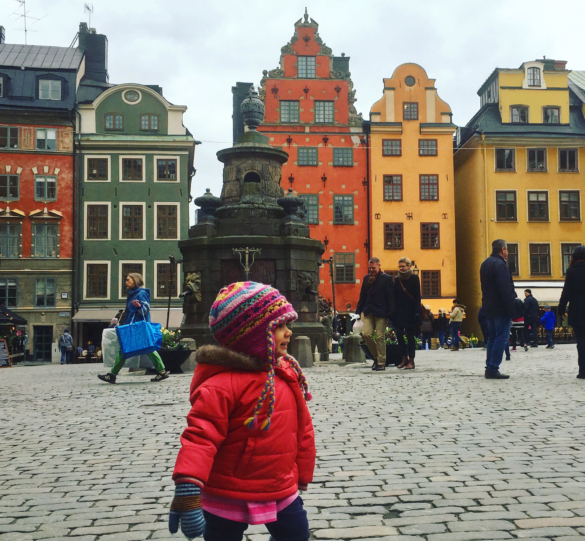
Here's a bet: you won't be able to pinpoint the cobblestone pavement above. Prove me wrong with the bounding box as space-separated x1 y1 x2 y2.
1 344 585 541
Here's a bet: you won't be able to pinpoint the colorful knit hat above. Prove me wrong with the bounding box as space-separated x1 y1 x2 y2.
210 282 311 431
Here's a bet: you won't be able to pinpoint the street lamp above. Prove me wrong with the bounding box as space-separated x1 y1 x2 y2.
167 255 183 329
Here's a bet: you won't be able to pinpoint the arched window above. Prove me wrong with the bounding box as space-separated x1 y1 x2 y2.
244 171 261 183
527 67 541 87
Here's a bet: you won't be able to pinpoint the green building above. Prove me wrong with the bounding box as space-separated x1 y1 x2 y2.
73 83 196 346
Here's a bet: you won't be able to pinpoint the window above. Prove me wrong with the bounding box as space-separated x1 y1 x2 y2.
496 191 517 221
507 244 519 276
122 158 143 181
384 270 400 280
157 205 178 239
334 253 355 283
315 101 334 123
562 244 582 275
105 113 123 130
527 67 541 87
333 195 354 224
298 147 318 166
39 80 61 100
157 159 177 180
36 128 56 150
559 149 578 172
0 78 3 98
560 191 580 221
297 56 316 78
34 176 57 201
528 191 549 221
383 175 402 201
33 224 59 258
420 175 438 201
333 148 353 166
421 223 440 249
157 263 177 297
421 270 441 297
511 106 528 123
543 107 559 124
0 279 17 308
140 114 159 131
0 126 19 149
122 205 143 239
419 139 438 156
299 194 319 224
86 205 109 239
495 148 515 171
0 224 21 258
529 244 550 275
0 175 19 200
35 278 56 307
403 102 418 120
87 158 109 181
382 139 401 156
280 101 299 123
384 223 403 249
528 149 547 172
121 263 144 297
86 264 108 298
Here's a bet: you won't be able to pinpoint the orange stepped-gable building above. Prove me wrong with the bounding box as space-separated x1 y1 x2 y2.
257 10 368 316
369 63 458 313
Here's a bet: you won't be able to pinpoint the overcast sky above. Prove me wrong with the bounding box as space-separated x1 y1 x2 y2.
2 0 585 223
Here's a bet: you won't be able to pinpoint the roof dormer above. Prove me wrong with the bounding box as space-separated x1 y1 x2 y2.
522 62 546 90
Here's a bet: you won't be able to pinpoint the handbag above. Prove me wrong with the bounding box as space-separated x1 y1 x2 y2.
116 307 162 360
398 279 422 328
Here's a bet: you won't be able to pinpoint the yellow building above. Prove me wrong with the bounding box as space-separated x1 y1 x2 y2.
369 63 458 312
454 59 585 336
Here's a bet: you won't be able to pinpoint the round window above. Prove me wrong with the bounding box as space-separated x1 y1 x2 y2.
124 90 140 102
405 76 416 87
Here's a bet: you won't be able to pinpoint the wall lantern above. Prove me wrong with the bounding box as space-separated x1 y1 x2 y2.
322 135 329 145
303 86 310 95
288 174 294 187
286 135 293 147
323 235 329 247
321 173 327 187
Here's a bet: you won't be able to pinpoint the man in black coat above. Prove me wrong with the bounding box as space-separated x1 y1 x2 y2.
479 239 516 379
356 257 395 371
523 289 540 347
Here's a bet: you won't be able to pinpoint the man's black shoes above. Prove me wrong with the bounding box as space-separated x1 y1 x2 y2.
373 365 386 372
485 370 510 379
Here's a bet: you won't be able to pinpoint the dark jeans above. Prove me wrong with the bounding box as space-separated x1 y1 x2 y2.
60 346 71 364
486 316 512 372
524 317 539 346
438 331 445 348
203 496 309 541
451 322 461 348
396 326 416 359
546 329 554 347
511 327 524 348
422 332 432 350
480 325 488 346
574 327 585 375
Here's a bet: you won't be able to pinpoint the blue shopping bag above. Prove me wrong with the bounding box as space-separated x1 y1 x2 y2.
116 308 162 360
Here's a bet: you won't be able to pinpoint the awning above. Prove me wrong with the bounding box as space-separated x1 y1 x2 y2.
150 309 183 329
0 305 27 325
72 308 183 328
514 282 564 306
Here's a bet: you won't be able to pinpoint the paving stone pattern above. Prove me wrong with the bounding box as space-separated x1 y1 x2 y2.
1 345 585 540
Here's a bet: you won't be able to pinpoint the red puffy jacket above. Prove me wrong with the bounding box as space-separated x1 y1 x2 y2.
173 345 316 502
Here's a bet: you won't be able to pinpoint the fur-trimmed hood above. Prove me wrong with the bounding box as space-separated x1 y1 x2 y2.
194 345 267 371
452 303 466 310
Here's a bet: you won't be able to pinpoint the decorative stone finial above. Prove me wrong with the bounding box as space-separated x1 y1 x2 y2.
240 88 264 131
304 7 309 22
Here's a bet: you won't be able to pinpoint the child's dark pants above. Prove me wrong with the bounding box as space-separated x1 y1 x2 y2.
203 496 309 541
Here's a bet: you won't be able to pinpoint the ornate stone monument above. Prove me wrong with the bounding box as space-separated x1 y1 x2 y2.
179 89 327 358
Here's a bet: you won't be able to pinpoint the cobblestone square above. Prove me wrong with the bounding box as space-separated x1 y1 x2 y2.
1 345 585 540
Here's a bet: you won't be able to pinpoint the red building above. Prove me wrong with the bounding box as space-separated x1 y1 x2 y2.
257 10 369 317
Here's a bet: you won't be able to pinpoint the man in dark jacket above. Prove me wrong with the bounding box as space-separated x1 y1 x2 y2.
356 257 395 371
479 239 516 379
523 289 540 347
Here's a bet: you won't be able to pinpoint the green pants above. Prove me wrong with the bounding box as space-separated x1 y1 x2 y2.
110 350 165 376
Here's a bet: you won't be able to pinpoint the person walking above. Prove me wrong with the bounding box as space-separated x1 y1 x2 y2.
168 282 315 541
420 305 434 350
393 257 421 370
58 329 74 365
478 307 488 349
97 273 169 384
436 309 448 349
449 299 465 351
558 246 585 379
355 257 395 372
480 239 516 379
511 296 528 352
540 305 556 349
524 289 540 347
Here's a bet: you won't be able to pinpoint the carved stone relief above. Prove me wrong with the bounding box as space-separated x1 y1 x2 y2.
184 272 202 304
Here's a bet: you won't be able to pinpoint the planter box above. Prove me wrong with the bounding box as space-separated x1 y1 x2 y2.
159 350 193 374
386 344 402 366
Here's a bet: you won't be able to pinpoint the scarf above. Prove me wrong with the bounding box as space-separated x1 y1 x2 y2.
398 268 413 281
368 270 382 286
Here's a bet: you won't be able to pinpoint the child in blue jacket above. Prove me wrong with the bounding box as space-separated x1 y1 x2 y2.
540 306 556 349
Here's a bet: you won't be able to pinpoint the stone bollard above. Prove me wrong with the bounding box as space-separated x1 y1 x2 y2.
343 335 366 363
291 336 313 368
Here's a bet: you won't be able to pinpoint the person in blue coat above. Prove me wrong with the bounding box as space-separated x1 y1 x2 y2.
540 305 556 349
98 273 169 384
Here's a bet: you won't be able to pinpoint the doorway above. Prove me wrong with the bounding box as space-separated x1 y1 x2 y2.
34 326 53 362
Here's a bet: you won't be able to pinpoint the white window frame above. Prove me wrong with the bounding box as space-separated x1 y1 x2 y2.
522 62 546 89
528 242 552 277
154 202 180 240
506 242 521 277
84 201 111 241
35 128 57 151
560 242 583 276
118 155 146 182
153 155 181 183
83 260 111 301
558 188 581 222
39 79 62 100
119 201 146 241
118 260 146 299
84 154 112 182
153 260 181 300
526 189 550 223
494 189 518 222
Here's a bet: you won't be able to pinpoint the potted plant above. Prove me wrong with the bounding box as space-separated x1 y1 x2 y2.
158 328 192 373
385 328 402 366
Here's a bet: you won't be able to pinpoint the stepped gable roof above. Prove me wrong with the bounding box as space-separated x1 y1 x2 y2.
0 44 83 70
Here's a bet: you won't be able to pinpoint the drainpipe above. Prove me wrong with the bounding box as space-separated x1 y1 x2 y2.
481 134 489 258
72 109 82 344
364 122 371 260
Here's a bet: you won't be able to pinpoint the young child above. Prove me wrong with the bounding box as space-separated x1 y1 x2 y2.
169 282 315 541
540 305 556 349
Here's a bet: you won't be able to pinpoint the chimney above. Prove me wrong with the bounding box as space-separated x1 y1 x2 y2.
78 22 109 83
554 60 568 71
0 26 5 44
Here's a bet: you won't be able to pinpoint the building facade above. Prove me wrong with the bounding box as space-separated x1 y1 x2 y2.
454 59 585 335
256 10 368 314
369 63 457 313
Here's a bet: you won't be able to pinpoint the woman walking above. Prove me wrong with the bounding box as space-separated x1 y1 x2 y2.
97 273 169 384
420 305 434 350
558 246 585 379
393 258 421 370
449 299 465 351
436 309 448 349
